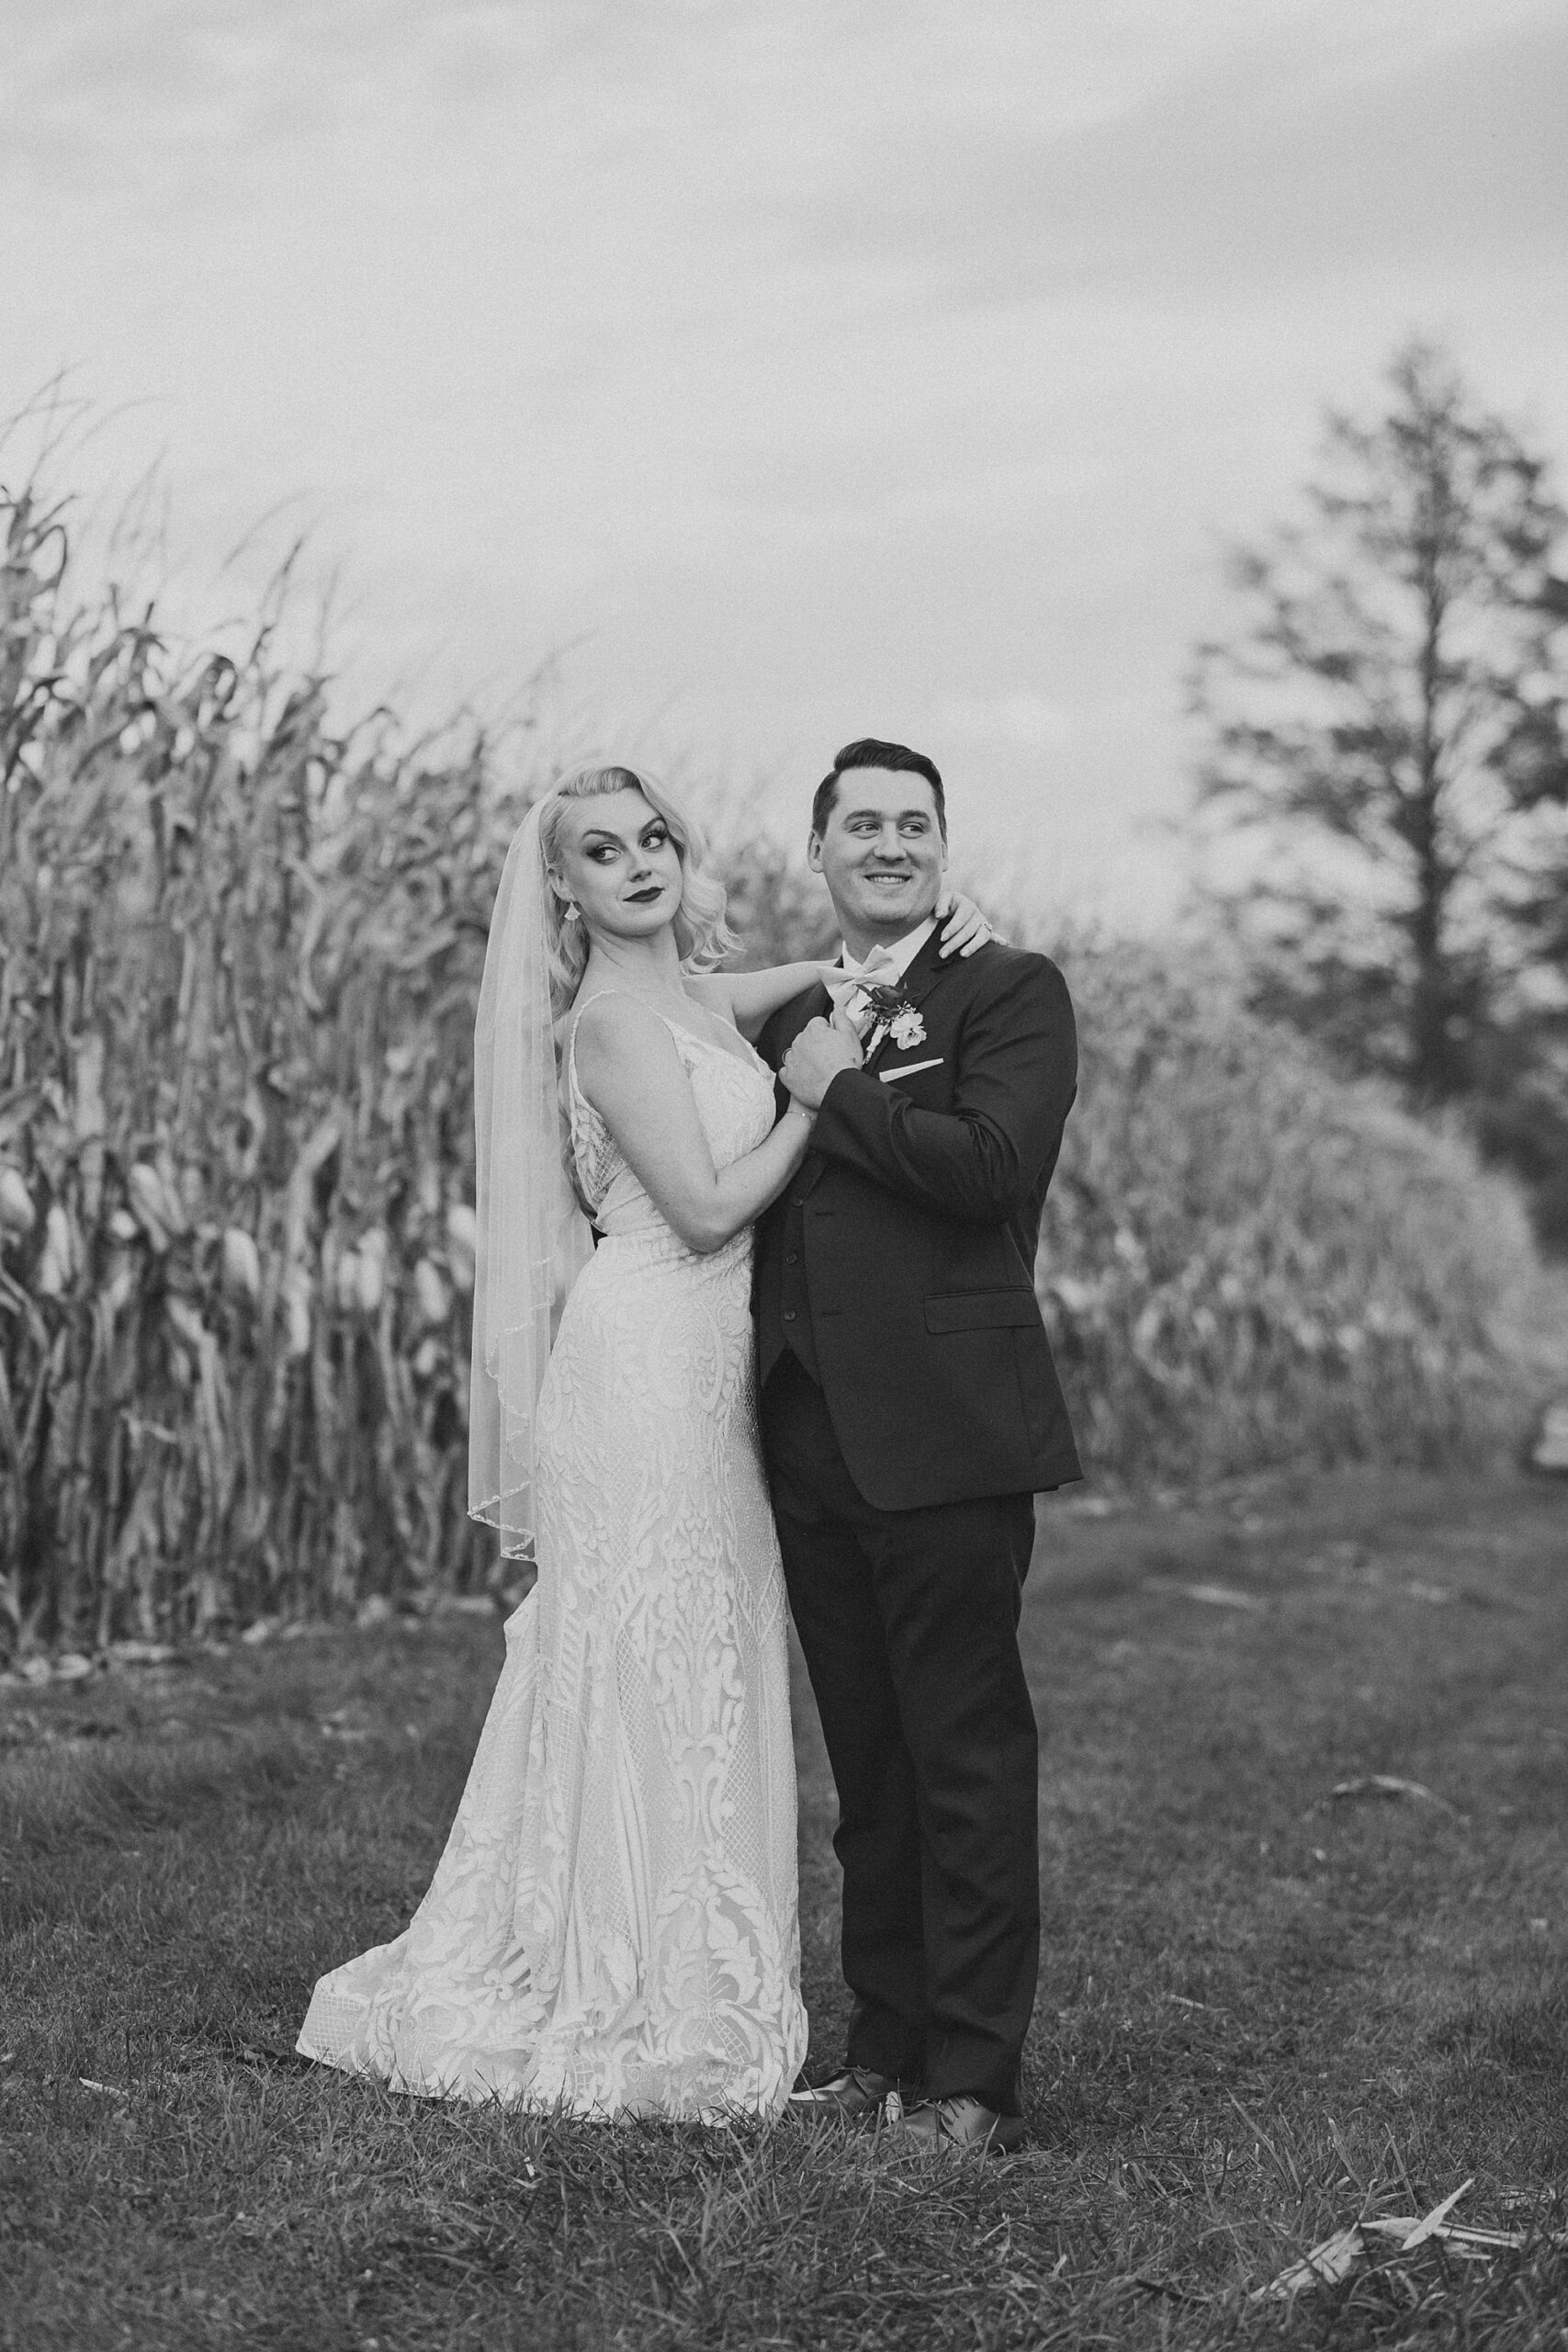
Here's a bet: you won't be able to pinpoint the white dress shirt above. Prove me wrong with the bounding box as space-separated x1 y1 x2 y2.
837 915 938 986
831 916 939 1046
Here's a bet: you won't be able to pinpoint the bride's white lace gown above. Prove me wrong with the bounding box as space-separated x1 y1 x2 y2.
298 1005 807 2117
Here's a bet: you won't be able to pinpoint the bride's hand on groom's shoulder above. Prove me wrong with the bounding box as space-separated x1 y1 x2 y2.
938 892 1001 957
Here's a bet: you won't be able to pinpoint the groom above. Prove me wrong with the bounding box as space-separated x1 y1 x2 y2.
754 738 1079 2155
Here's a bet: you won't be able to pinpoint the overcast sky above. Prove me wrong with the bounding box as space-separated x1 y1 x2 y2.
4 0 1566 923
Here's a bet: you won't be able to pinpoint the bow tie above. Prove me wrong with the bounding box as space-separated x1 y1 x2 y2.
824 945 904 1039
838 944 901 985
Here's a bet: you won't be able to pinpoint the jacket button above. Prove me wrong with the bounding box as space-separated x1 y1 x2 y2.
783 1310 796 1323
790 1197 805 1209
786 1252 798 1265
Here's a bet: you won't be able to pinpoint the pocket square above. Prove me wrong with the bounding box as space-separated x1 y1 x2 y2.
879 1056 943 1082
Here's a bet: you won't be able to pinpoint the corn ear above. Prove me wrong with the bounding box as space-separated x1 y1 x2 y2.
0 1167 35 1239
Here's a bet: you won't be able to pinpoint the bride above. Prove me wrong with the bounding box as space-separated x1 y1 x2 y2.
296 763 987 2118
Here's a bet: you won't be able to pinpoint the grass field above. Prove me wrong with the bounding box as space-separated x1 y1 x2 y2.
3 1467 1566 2350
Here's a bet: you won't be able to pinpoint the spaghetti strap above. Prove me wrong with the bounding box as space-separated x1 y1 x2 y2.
569 989 696 1043
561 989 773 1229
563 990 755 1220
567 989 766 1078
564 990 688 1139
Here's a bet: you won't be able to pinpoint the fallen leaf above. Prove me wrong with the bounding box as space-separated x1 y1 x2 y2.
1255 2225 1363 2300
1247 2177 1557 2302
1331 1774 1458 1814
1363 2218 1527 2254
1400 2179 1473 2252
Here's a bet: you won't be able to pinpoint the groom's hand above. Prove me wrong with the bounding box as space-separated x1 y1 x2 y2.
781 1016 862 1111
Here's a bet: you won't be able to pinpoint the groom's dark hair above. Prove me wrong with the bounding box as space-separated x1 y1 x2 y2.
812 739 946 842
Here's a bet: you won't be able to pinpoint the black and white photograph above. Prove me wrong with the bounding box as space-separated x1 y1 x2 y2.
2 5 1566 2346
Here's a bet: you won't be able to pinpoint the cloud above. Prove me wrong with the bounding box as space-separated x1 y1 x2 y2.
795 6 1568 308
2 0 1564 933
934 692 1077 750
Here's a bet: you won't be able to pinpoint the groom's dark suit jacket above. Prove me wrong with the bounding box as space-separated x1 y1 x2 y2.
754 931 1081 1510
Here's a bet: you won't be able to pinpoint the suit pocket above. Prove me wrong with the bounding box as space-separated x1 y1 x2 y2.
925 1289 1041 1334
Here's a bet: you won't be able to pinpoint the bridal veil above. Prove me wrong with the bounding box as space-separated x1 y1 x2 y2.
468 797 592 1560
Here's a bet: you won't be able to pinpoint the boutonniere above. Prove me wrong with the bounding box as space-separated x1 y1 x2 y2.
858 983 926 1051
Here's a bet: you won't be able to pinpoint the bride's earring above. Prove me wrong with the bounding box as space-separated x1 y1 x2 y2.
560 899 581 926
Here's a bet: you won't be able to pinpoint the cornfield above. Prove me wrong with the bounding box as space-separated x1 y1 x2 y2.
1034 941 1558 1485
1 482 517 1651
1 481 1556 1656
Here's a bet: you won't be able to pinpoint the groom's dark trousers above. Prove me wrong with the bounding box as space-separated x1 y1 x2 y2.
755 933 1080 2118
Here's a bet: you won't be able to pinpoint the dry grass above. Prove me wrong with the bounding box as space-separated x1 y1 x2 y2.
3 1468 1566 2349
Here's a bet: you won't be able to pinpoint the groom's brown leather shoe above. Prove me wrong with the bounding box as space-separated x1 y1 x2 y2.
787 2065 902 2122
895 2095 1027 2157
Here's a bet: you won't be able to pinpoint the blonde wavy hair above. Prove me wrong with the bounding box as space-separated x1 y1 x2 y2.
537 763 734 1015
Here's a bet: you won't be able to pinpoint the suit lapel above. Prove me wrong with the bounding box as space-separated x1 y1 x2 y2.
899 926 957 1008
771 939 958 1156
799 978 834 1029
863 927 955 1075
